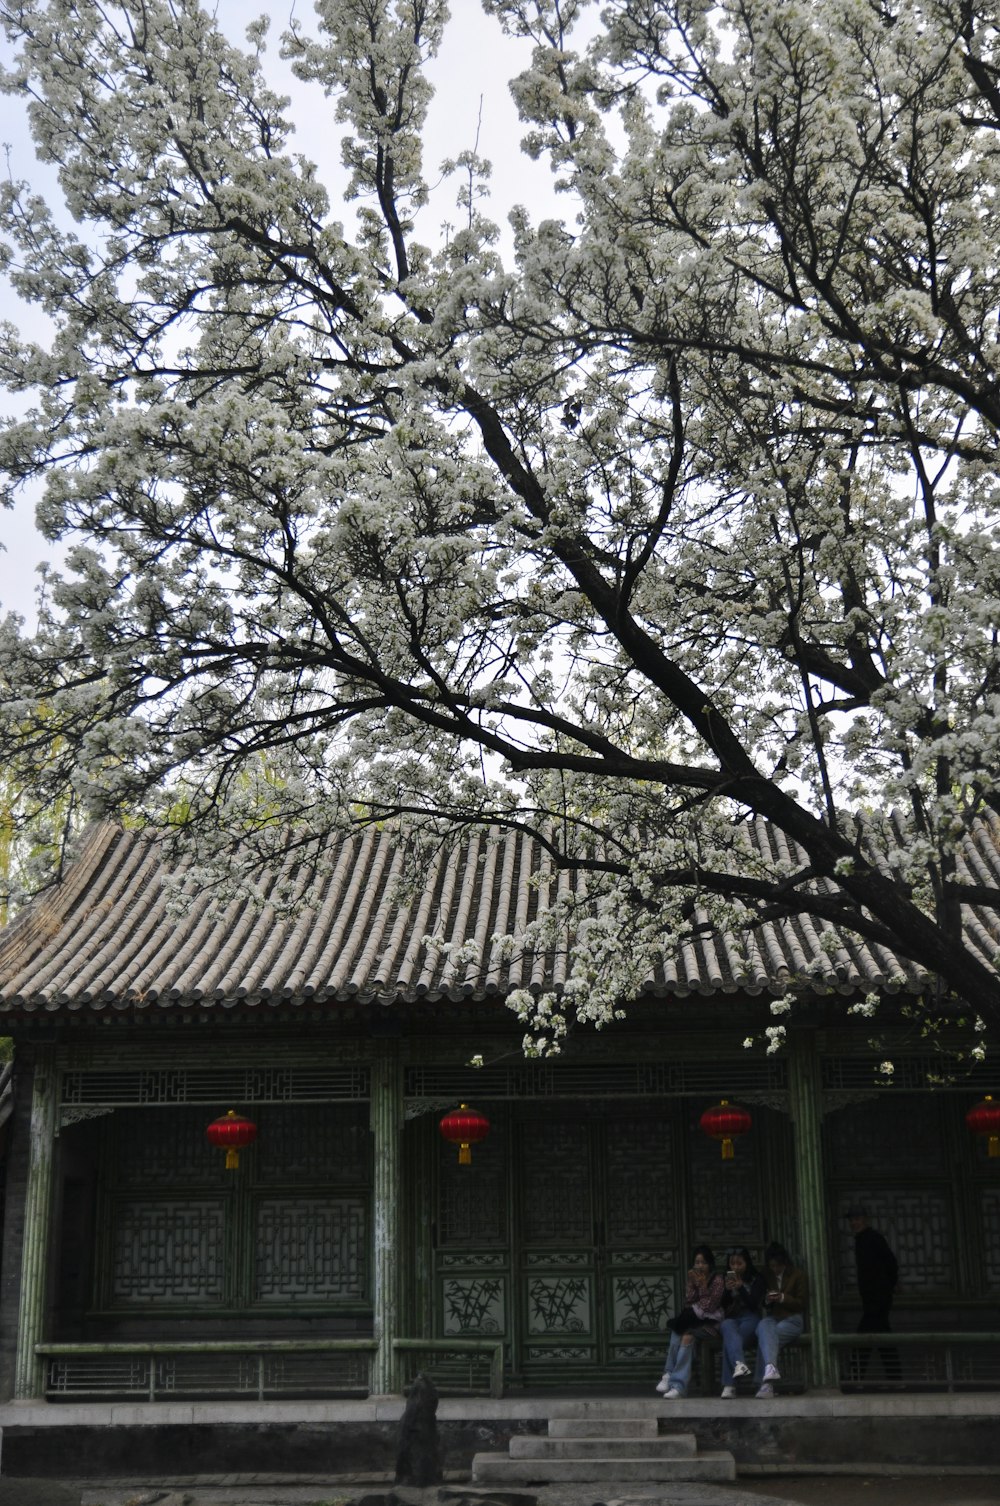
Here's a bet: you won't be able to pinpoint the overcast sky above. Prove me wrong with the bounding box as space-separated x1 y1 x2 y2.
0 1 572 623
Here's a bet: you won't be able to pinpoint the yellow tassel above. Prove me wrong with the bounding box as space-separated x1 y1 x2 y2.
722 1138 734 1160
459 1143 471 1166
225 1147 239 1171
989 1135 999 1159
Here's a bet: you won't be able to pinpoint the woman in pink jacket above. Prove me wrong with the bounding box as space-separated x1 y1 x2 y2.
656 1245 726 1398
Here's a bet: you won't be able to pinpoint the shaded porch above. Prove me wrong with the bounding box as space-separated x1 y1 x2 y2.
7 1028 999 1404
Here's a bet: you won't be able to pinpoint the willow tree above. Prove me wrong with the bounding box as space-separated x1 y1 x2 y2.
1 0 1000 1049
0 773 75 923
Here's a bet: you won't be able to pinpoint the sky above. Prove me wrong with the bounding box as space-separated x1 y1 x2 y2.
0 0 575 624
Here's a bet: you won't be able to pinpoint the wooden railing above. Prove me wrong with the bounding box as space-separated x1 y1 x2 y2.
828 1331 1000 1391
696 1330 1000 1394
37 1336 505 1400
34 1331 1000 1399
37 1338 377 1401
392 1337 505 1398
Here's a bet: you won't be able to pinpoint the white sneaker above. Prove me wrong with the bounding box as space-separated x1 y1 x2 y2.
664 1388 682 1399
720 1385 736 1398
755 1382 774 1399
763 1363 780 1381
733 1361 750 1379
655 1376 671 1395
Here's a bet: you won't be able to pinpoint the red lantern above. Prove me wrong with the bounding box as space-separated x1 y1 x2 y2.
966 1095 1000 1159
439 1103 490 1166
700 1099 752 1160
206 1109 257 1170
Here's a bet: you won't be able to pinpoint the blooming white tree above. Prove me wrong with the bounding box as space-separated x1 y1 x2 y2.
2 0 1000 1042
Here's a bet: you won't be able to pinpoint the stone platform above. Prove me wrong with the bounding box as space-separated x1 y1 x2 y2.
0 1393 997 1480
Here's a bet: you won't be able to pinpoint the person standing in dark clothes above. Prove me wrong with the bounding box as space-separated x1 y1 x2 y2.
847 1205 901 1384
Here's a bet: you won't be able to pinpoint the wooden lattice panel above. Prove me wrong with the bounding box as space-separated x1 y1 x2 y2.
519 1122 592 1244
253 1196 368 1302
98 1102 374 1313
440 1275 506 1336
605 1118 676 1243
110 1198 226 1305
833 1189 954 1294
689 1108 762 1250
63 1063 370 1106
525 1273 592 1336
114 1107 225 1185
826 1097 947 1175
406 1058 787 1100
611 1273 675 1336
255 1104 369 1184
438 1109 508 1247
979 1189 1000 1292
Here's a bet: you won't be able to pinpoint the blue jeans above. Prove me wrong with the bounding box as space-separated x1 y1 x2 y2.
755 1312 804 1377
661 1330 696 1395
720 1312 760 1385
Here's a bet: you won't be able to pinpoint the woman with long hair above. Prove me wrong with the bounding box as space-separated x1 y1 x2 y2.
718 1247 765 1398
754 1240 808 1397
655 1244 726 1399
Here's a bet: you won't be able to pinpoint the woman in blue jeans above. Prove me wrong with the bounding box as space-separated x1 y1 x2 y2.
719 1247 765 1397
754 1240 808 1397
656 1244 726 1398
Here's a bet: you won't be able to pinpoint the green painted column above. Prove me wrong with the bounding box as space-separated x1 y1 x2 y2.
370 1041 403 1395
15 1046 59 1400
401 1103 434 1341
788 1032 836 1389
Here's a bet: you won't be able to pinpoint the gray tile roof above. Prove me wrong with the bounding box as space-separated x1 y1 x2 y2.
0 818 996 1017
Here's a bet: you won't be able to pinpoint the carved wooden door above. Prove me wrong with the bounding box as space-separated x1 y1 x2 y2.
432 1097 775 1385
513 1109 679 1383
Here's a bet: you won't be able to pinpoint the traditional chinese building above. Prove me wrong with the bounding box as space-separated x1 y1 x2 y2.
0 819 997 1407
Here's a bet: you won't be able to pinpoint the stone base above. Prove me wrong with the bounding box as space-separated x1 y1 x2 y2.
0 1395 997 1478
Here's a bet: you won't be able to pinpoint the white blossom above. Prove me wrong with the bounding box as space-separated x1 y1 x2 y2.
765 1025 787 1055
0 0 997 1059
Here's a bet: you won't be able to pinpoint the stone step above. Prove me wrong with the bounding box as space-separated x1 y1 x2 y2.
544 1397 676 1418
547 1416 662 1439
513 1434 697 1459
471 1451 737 1484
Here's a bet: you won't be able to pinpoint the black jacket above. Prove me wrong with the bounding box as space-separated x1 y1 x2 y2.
855 1226 898 1307
722 1271 766 1319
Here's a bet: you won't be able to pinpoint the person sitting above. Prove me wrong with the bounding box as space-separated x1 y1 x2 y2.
719 1246 766 1398
754 1240 807 1398
656 1244 726 1399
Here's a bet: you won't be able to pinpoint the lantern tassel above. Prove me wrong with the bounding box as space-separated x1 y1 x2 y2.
225 1148 239 1171
459 1143 471 1166
989 1135 999 1159
721 1137 734 1160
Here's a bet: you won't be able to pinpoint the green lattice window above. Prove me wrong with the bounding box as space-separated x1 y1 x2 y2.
93 1104 372 1315
825 1095 1000 1304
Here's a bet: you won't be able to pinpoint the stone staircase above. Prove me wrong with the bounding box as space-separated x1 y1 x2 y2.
470 1399 736 1485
